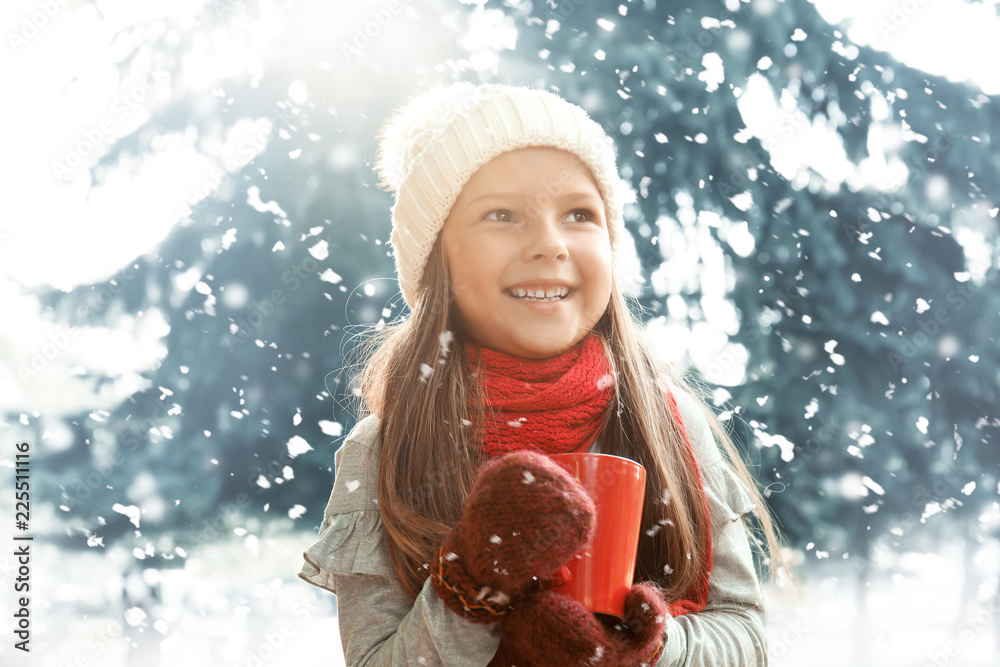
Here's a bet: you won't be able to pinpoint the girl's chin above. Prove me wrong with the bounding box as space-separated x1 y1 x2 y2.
459 321 590 359
504 335 586 360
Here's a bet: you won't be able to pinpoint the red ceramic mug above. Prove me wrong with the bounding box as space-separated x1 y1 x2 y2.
548 452 647 618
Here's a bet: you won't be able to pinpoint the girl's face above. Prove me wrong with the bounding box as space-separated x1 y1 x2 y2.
442 146 613 359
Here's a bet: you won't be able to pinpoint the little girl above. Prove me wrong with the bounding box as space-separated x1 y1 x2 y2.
299 82 783 666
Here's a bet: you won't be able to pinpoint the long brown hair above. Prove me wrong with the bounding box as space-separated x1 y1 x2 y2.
355 236 786 601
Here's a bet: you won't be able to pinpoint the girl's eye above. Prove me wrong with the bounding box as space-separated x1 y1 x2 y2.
484 209 515 223
565 209 594 223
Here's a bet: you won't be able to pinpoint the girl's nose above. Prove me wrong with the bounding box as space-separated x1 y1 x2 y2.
524 217 569 262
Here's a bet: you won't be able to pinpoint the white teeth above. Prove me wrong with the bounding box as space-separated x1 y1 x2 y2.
507 286 570 302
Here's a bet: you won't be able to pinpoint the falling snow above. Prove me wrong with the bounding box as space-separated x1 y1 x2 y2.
287 435 313 458
124 607 148 627
419 363 433 381
112 503 142 528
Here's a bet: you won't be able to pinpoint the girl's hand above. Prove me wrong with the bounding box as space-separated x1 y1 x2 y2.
499 583 669 666
431 450 596 623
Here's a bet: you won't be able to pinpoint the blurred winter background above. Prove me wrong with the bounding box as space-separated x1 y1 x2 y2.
1 0 998 665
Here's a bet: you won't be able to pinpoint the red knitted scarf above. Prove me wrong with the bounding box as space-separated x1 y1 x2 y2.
469 334 614 459
473 336 713 665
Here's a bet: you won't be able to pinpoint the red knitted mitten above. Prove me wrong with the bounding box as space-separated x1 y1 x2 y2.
431 451 597 623
500 583 669 665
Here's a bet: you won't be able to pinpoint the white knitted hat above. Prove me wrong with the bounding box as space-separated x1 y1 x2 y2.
375 82 625 307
